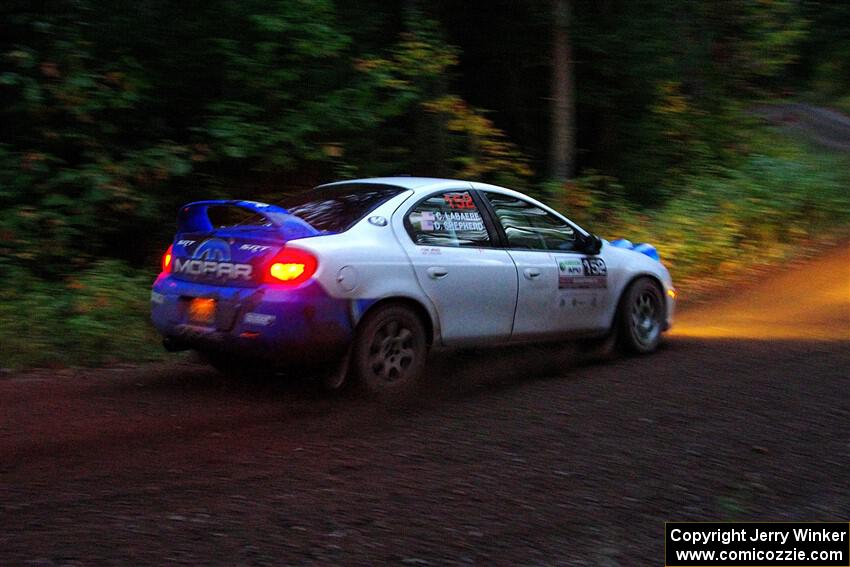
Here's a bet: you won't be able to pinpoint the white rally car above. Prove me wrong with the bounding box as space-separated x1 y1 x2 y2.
152 177 675 393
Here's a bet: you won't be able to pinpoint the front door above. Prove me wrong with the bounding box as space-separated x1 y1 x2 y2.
395 187 519 345
480 191 607 338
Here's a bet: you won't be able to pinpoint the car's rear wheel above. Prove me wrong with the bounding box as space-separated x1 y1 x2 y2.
617 277 664 354
352 304 428 397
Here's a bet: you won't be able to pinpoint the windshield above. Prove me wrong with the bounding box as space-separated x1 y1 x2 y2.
281 183 406 233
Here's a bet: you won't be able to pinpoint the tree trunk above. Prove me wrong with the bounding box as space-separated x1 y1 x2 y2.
403 0 447 176
550 0 575 181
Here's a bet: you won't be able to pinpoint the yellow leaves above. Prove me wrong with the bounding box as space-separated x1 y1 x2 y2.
353 23 529 181
422 95 532 179
393 34 458 75
103 71 124 85
322 143 343 157
562 182 594 211
40 62 61 79
382 78 410 90
190 143 210 163
354 58 381 73
355 30 457 84
20 152 46 171
656 81 688 115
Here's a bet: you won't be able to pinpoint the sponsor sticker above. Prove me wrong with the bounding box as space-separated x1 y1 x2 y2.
173 238 254 280
418 210 485 233
239 244 270 253
420 211 436 231
174 258 253 280
443 192 476 210
244 312 276 326
557 256 607 289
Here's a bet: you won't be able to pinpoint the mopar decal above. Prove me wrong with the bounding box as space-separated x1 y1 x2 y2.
557 256 607 289
173 258 253 279
174 238 253 280
193 238 231 261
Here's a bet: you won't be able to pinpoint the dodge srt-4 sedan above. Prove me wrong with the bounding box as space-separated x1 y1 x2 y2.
151 177 675 394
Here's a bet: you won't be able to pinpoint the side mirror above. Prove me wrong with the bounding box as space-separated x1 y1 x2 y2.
582 233 602 255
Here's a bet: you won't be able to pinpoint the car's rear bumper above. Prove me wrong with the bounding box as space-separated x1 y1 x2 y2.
151 274 354 364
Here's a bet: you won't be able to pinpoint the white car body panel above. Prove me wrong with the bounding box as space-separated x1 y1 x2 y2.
307 177 675 346
388 181 518 345
288 189 444 336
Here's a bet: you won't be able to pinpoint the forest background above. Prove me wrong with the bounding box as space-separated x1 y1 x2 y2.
2 0 849 367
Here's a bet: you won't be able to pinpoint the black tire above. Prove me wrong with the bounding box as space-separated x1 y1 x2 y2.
351 304 428 397
617 277 665 354
318 347 351 393
578 331 618 360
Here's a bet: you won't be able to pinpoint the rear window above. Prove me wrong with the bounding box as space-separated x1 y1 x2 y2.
281 183 406 233
206 205 272 228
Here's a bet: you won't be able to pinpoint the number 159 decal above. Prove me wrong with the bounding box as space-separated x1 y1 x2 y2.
581 257 607 276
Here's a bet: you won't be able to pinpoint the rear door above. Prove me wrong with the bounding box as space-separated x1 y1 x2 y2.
479 190 608 338
394 186 518 346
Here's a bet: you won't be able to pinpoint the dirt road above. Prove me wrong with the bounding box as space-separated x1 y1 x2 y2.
1 246 848 566
754 102 850 150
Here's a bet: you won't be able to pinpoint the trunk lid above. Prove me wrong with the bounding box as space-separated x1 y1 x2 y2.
169 200 319 287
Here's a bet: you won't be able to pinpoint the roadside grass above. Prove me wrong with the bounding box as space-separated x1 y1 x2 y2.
1 124 847 370
0 261 167 369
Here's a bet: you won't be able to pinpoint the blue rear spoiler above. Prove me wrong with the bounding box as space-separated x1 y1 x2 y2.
176 200 321 239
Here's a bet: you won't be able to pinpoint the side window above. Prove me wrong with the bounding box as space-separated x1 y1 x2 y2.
406 191 491 247
483 192 576 251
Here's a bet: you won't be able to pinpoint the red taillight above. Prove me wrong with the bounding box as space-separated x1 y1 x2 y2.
162 244 173 273
265 247 317 286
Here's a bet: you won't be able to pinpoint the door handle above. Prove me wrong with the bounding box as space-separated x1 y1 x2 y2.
427 267 449 280
523 268 541 280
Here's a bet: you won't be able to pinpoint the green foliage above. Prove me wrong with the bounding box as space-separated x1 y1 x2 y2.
0 7 193 276
797 1 850 99
569 0 808 198
549 125 850 292
0 2 528 279
200 0 353 167
345 14 531 181
0 261 165 369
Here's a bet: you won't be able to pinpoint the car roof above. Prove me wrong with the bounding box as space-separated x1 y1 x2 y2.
315 175 545 210
317 176 472 193
315 177 591 236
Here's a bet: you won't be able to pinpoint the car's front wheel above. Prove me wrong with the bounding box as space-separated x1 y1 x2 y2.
351 304 428 397
617 277 665 354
